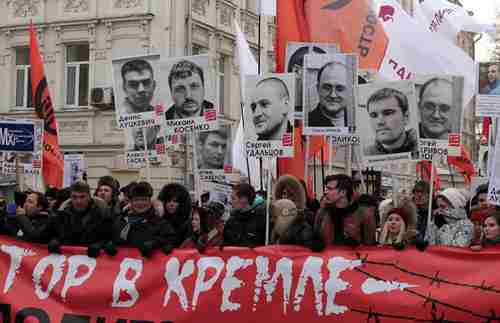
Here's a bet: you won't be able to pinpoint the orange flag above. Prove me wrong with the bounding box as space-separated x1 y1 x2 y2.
30 23 64 188
448 145 475 185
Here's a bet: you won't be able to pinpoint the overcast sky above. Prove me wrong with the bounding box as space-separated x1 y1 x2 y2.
460 0 498 61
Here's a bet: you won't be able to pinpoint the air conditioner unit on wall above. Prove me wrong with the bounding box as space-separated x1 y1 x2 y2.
90 87 114 110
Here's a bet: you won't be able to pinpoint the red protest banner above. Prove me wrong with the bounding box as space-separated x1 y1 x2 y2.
0 236 499 322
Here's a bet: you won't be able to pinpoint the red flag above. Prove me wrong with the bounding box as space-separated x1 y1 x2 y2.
278 126 305 179
30 23 64 188
481 117 491 145
448 145 475 185
416 161 440 192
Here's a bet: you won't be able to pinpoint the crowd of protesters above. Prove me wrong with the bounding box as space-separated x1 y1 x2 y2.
0 173 498 258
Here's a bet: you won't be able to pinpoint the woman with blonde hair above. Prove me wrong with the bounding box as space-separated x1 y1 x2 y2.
378 206 417 249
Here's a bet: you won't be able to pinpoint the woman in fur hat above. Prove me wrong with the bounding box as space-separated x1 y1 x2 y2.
378 207 417 249
158 183 192 247
426 188 473 247
471 212 500 251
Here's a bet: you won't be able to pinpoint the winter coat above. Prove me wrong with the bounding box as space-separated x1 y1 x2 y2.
426 208 473 247
158 183 192 247
180 212 224 249
10 210 53 243
223 203 267 247
45 197 112 247
112 207 177 249
180 228 224 249
272 215 315 249
314 201 377 246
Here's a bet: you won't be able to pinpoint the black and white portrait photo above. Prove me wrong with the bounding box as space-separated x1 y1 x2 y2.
195 125 232 171
112 54 166 151
244 74 295 158
414 75 464 141
160 55 218 134
285 42 338 119
303 54 358 135
358 81 420 164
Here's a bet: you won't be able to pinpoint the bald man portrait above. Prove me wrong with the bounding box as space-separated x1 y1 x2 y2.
308 61 352 128
249 77 292 141
418 78 459 140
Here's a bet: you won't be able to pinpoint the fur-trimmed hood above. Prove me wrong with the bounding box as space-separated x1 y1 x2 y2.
273 175 306 210
158 183 192 221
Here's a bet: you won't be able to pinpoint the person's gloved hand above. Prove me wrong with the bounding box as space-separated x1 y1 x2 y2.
392 242 405 251
310 236 325 253
344 237 360 247
139 240 154 258
197 241 207 254
87 243 101 258
416 239 429 252
104 241 118 256
161 244 174 255
48 239 61 254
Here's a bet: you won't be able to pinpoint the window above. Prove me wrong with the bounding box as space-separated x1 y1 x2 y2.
192 45 208 55
218 56 225 115
15 48 33 108
65 44 89 107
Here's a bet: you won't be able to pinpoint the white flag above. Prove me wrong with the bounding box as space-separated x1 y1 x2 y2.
414 0 495 43
375 0 475 106
260 0 277 16
233 20 260 180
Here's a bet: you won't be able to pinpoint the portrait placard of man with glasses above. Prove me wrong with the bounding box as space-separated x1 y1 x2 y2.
303 54 358 135
417 76 464 140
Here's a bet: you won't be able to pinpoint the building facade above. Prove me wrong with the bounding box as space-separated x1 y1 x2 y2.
0 0 275 192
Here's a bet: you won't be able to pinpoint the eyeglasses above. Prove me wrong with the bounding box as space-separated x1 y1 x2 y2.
319 83 346 96
421 102 451 115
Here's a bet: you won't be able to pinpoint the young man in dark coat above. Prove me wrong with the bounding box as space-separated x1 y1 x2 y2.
10 191 52 243
46 181 113 257
314 174 376 246
157 183 193 247
223 183 266 247
107 182 177 258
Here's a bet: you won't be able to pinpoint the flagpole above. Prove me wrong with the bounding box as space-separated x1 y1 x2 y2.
240 103 252 186
426 158 436 240
320 146 325 192
265 169 271 245
142 128 151 182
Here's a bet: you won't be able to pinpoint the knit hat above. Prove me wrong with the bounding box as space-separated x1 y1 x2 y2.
206 201 225 219
129 182 153 198
438 188 467 209
385 207 410 228
272 199 298 219
96 176 119 194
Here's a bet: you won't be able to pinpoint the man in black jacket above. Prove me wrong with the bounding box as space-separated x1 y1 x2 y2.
224 183 266 247
46 181 112 257
11 191 52 243
108 182 177 258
